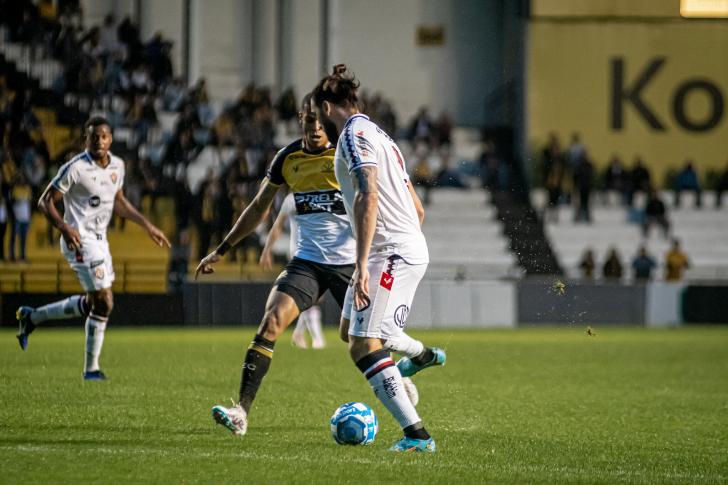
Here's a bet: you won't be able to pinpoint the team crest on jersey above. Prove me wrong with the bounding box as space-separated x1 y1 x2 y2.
110 172 118 184
321 160 334 173
94 267 105 279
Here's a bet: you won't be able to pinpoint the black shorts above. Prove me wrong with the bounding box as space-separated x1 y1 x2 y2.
274 257 354 312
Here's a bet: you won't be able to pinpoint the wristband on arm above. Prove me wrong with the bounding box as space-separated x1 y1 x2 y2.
215 241 232 256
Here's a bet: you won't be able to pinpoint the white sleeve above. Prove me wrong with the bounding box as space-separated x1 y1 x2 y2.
117 160 126 191
282 193 296 216
341 123 379 173
50 161 77 194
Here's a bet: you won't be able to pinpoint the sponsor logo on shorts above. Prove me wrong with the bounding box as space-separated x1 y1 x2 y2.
89 195 101 207
380 272 394 290
90 259 104 268
394 305 409 328
94 267 105 279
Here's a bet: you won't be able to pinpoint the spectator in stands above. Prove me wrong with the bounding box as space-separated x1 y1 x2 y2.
643 187 670 238
602 247 623 281
632 246 657 282
409 107 434 147
544 148 565 223
566 132 586 173
126 94 158 146
602 155 628 205
276 87 298 125
10 172 31 262
99 14 122 58
573 153 594 223
145 32 174 87
196 170 222 260
435 152 466 189
627 156 651 206
665 239 690 282
716 160 728 209
578 248 596 280
410 156 435 206
168 229 191 293
434 111 453 148
674 159 702 208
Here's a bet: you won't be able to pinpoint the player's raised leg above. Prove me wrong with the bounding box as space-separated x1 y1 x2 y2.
16 294 91 350
385 334 446 377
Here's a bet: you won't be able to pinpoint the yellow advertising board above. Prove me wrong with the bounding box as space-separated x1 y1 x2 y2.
528 21 728 182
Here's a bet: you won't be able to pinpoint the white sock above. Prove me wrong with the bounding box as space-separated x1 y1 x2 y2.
304 306 325 346
84 313 108 372
358 351 421 429
31 295 88 324
383 332 425 359
293 316 307 337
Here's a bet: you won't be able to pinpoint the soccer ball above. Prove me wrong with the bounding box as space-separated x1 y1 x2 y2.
330 402 378 445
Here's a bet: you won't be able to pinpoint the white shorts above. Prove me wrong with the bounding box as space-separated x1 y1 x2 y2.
61 236 115 292
344 254 427 340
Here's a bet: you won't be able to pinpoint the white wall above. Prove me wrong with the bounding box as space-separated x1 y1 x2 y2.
409 281 517 328
281 0 323 96
189 0 253 100
327 0 501 125
81 0 136 29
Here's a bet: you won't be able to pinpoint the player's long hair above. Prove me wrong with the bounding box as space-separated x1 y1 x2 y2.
312 64 360 109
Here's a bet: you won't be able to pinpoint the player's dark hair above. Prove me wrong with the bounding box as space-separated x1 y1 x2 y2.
311 64 360 109
300 92 313 111
84 116 111 132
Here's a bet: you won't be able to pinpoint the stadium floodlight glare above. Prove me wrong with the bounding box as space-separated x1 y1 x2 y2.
680 0 728 17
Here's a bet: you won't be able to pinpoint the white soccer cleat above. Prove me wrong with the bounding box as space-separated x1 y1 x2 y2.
212 403 248 436
402 377 419 407
311 339 326 349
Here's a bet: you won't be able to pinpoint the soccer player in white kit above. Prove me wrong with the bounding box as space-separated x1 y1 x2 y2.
312 65 445 452
259 193 327 349
15 117 170 380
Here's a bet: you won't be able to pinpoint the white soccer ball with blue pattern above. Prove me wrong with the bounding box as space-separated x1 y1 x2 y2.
330 402 378 445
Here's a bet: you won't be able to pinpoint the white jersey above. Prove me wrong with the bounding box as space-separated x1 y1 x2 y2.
279 193 298 259
49 150 125 240
334 114 428 264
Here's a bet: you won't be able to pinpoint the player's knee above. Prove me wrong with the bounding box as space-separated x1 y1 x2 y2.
259 309 287 341
91 291 114 316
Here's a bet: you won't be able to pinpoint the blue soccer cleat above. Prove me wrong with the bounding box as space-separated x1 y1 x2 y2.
397 348 446 377
83 370 108 381
16 306 36 351
389 436 436 453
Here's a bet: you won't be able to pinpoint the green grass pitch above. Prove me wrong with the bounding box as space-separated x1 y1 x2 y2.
1 326 727 483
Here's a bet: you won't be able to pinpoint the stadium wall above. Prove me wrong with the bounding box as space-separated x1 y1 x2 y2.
3 283 726 328
527 19 728 183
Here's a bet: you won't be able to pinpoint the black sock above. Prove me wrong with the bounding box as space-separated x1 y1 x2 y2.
238 334 275 413
404 422 431 440
412 348 435 366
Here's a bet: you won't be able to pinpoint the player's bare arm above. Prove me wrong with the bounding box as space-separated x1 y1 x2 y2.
195 179 281 278
113 191 171 248
38 185 82 251
259 203 289 271
407 180 425 226
351 165 379 310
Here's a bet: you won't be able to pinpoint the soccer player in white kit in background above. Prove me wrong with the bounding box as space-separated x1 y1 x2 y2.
259 193 327 349
15 117 171 380
313 65 445 452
